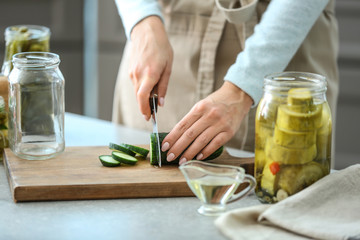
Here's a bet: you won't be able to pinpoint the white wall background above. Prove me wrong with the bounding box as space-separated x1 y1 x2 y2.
0 0 359 170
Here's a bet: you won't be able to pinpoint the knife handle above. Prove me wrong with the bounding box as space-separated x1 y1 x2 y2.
149 94 158 114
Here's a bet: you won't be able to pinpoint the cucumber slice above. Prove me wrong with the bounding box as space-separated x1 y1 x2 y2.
261 161 278 196
120 143 149 158
287 88 313 108
112 151 138 165
109 142 136 156
99 155 121 167
276 104 322 131
150 132 224 165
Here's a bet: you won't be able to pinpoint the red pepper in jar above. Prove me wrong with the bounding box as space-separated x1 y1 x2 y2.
269 162 280 175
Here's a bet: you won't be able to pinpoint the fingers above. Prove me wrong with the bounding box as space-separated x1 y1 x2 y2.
180 131 231 165
129 51 173 120
161 102 204 151
162 100 231 163
136 74 158 121
127 16 173 121
163 112 208 162
161 84 250 165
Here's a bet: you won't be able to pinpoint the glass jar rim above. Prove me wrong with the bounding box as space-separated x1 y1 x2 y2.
264 71 327 93
5 25 50 39
12 52 60 69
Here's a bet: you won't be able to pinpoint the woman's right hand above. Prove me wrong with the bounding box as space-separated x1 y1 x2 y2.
129 16 173 121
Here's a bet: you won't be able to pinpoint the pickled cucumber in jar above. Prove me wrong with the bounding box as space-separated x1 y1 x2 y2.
255 72 332 203
255 96 285 174
1 25 50 76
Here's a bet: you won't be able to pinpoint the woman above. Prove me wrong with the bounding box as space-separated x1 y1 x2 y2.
113 0 338 165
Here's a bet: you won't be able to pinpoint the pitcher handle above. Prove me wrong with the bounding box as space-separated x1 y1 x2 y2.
227 174 256 203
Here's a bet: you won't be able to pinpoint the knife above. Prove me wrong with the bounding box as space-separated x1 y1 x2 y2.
150 91 162 167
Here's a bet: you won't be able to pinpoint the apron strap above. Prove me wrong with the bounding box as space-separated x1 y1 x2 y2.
196 6 226 101
196 0 258 101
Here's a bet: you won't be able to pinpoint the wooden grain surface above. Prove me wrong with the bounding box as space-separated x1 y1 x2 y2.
3 146 254 202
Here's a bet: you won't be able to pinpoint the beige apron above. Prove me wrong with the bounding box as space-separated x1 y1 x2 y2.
112 0 338 153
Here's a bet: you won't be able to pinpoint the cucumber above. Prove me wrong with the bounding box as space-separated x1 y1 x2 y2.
112 151 138 165
260 160 278 196
99 155 121 167
150 133 168 165
276 105 322 131
206 146 224 160
109 142 136 156
119 143 149 158
150 132 224 165
287 88 313 109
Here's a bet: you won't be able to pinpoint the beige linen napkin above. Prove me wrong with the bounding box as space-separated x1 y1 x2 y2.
215 164 360 240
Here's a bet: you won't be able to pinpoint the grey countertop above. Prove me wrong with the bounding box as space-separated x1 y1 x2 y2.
0 113 260 240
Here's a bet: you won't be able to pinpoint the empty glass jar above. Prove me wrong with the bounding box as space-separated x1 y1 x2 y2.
8 52 65 160
255 72 332 203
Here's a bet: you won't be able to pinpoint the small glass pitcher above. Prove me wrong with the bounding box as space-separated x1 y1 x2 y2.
180 160 256 216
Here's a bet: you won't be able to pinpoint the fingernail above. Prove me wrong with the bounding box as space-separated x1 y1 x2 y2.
143 114 149 121
159 97 165 107
179 158 187 165
196 153 203 160
162 142 170 151
167 153 175 162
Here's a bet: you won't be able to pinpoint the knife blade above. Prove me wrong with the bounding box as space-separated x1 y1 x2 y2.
150 92 162 167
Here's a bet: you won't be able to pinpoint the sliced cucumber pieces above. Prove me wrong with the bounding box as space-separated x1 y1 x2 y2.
112 151 138 165
100 143 147 167
120 143 149 158
99 155 121 167
109 142 136 156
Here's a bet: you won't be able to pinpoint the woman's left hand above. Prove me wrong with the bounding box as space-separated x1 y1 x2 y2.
161 81 253 165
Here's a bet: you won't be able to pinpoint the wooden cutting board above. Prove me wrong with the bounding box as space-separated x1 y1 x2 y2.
3 146 254 202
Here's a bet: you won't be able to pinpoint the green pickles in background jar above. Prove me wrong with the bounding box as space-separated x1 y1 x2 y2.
255 72 332 203
0 25 50 159
1 25 50 76
0 96 9 160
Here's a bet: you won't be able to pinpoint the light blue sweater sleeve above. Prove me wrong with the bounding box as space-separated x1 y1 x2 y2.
224 0 330 107
115 0 164 39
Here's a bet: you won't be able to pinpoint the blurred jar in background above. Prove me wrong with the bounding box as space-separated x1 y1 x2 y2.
0 96 8 160
8 52 65 160
0 25 50 160
1 25 50 76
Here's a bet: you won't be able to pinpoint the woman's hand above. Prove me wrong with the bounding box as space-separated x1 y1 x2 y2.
161 81 253 165
129 16 173 120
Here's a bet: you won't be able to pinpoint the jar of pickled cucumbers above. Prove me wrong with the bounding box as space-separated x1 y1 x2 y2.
1 25 50 76
255 72 332 203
